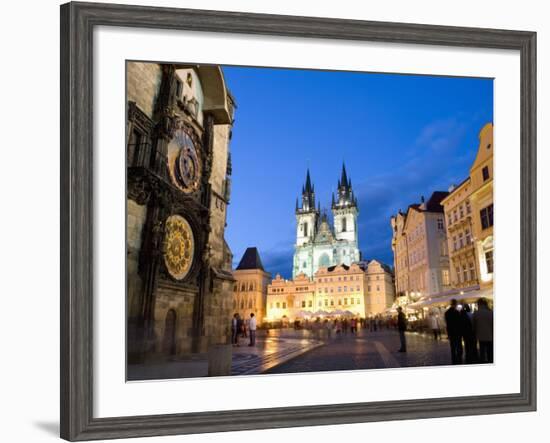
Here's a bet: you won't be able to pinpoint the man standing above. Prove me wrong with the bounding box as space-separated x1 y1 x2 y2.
248 313 257 347
231 313 239 346
445 299 463 364
473 298 494 363
397 307 407 352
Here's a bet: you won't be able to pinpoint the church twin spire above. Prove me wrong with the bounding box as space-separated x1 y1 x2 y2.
296 163 358 215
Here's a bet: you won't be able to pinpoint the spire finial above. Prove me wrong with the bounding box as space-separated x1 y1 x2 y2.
340 162 348 190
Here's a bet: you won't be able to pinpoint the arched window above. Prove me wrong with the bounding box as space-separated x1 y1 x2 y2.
241 284 246 291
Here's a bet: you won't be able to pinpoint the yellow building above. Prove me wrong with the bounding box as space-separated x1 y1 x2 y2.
364 260 396 315
265 261 395 322
470 123 494 288
391 211 410 297
232 248 271 324
313 263 366 317
441 178 479 288
266 273 316 323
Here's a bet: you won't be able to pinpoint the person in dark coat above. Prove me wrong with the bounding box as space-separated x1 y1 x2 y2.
397 307 407 352
445 299 463 364
460 304 478 363
473 298 494 363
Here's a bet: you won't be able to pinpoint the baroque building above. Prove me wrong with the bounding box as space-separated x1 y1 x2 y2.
265 261 395 322
293 165 360 278
126 62 236 363
390 192 451 298
442 123 494 291
232 248 271 323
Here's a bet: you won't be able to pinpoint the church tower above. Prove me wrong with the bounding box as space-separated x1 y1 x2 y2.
293 169 319 278
295 169 319 247
332 163 359 244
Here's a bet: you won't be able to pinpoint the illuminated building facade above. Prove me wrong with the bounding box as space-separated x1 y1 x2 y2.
232 248 271 323
293 165 360 278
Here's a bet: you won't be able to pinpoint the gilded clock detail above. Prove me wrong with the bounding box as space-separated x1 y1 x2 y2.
163 215 194 280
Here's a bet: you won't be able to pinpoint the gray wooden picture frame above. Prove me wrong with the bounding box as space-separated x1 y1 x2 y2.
60 1 537 441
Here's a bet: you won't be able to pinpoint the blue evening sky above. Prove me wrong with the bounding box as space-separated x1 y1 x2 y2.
222 66 493 279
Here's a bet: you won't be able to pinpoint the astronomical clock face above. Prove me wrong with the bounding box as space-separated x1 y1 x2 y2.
167 125 202 193
163 215 195 280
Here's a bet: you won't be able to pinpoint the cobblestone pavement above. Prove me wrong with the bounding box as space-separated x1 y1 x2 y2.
265 329 453 374
231 331 322 376
127 329 322 380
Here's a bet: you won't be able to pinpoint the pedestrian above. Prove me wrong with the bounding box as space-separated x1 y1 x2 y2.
231 313 239 346
397 307 407 352
248 313 257 346
343 318 349 335
461 304 478 363
445 299 463 364
236 314 244 344
350 318 357 334
428 311 440 340
473 298 494 363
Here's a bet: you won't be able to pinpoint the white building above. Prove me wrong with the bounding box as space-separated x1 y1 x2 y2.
292 165 360 278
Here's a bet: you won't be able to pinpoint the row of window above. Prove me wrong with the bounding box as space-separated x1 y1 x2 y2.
233 298 257 310
455 262 477 284
317 285 362 293
452 229 472 251
270 297 363 310
407 223 425 244
317 275 361 283
234 282 257 292
448 200 472 226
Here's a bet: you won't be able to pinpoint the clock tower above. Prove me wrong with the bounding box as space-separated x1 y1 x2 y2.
126 62 236 364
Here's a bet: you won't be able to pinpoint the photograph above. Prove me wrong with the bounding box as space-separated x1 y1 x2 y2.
126 61 495 381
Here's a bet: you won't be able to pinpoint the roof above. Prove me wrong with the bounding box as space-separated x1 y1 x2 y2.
424 191 449 212
236 247 265 271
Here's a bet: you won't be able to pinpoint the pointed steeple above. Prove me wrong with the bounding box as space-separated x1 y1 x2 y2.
340 163 349 190
297 168 317 214
333 163 357 209
305 169 313 193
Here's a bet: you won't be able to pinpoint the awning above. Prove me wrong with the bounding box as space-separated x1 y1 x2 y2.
408 287 493 310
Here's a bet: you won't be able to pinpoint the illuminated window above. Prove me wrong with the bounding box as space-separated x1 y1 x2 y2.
276 302 280 308
308 300 313 307
282 302 287 309
344 298 348 305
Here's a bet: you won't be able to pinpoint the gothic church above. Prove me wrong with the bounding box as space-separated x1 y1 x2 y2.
293 165 361 278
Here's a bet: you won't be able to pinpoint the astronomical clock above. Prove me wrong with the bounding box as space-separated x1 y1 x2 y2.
166 123 202 194
163 214 195 281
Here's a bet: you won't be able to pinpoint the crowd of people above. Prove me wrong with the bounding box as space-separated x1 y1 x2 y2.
397 297 494 364
443 297 494 364
230 297 494 366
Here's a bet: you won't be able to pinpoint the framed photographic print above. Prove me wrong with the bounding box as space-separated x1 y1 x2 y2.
60 1 537 441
